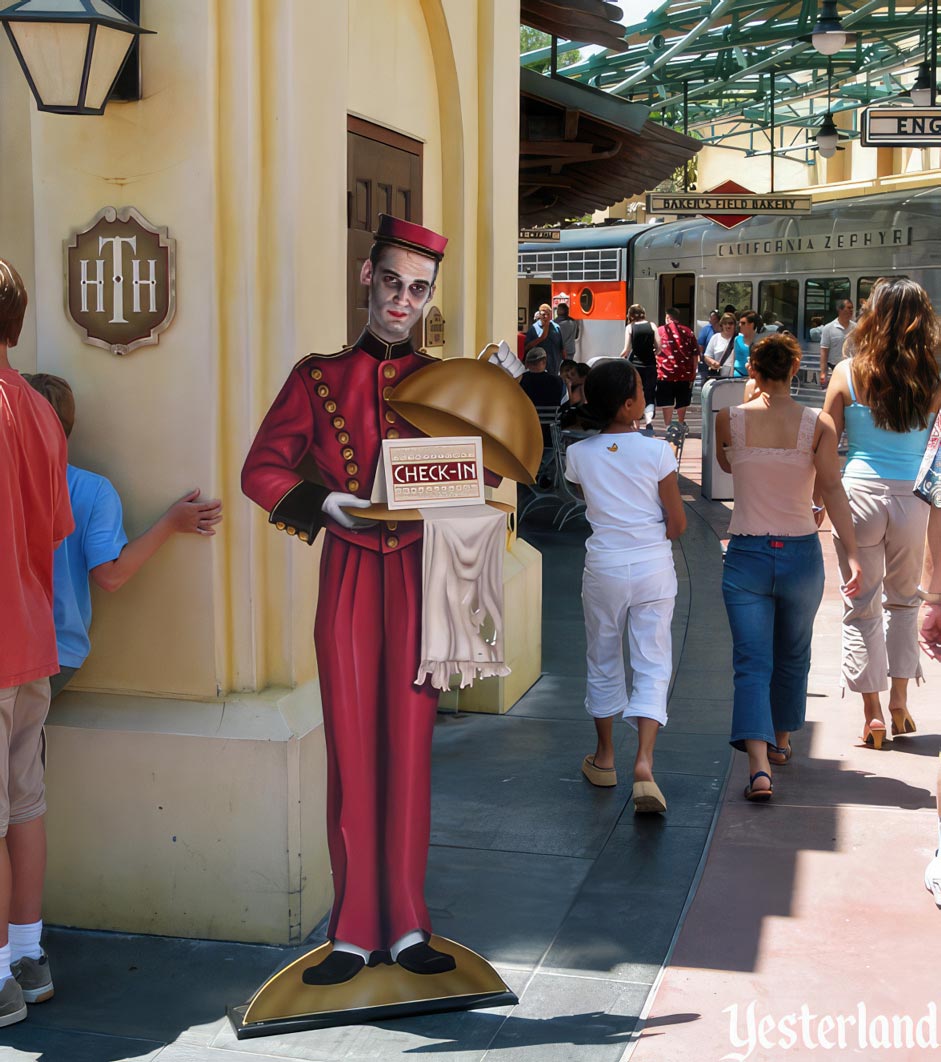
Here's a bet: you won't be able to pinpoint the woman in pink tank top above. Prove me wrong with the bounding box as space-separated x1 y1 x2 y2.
715 333 861 802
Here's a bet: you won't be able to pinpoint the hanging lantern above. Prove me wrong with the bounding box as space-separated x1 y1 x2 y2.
810 0 854 56
0 0 153 116
816 113 839 157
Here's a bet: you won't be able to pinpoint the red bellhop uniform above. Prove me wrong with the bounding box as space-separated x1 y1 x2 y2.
242 327 441 952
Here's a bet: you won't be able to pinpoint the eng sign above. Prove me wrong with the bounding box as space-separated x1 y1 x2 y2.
64 206 176 356
861 107 941 147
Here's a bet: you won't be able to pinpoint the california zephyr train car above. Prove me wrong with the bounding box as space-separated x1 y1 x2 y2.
518 186 941 362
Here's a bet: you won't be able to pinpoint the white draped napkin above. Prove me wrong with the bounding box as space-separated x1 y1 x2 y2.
414 504 510 690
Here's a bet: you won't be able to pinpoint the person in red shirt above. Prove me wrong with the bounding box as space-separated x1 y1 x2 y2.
656 307 699 432
0 259 73 1026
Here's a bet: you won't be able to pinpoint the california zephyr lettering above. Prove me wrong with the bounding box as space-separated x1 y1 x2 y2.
716 227 910 257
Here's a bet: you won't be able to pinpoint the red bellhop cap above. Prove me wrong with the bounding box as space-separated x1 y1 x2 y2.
374 214 447 260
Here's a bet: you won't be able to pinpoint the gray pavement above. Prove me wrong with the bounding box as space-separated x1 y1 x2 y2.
1 422 734 1062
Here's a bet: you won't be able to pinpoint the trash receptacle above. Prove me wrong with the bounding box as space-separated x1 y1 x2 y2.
701 378 748 501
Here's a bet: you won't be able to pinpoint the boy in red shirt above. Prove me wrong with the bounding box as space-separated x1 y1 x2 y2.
0 259 73 1026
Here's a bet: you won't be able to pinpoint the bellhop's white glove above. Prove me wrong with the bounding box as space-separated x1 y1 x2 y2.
322 492 375 530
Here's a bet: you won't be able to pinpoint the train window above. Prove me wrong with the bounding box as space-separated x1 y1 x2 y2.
579 287 594 314
804 278 850 341
758 280 799 334
858 276 907 313
716 281 752 316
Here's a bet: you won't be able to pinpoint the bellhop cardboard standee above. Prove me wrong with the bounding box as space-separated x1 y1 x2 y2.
237 216 541 1037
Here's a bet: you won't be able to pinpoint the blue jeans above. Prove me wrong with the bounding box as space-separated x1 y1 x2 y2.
722 533 825 751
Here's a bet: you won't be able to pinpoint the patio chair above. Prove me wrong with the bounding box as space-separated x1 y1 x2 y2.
518 405 565 523
549 421 587 529
664 420 688 464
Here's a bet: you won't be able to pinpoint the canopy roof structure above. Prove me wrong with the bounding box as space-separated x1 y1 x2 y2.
520 66 702 224
522 2 936 157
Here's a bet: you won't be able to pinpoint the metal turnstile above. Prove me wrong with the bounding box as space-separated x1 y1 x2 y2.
700 378 747 501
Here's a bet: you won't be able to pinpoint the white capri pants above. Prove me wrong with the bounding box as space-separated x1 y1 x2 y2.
582 553 677 726
832 478 929 693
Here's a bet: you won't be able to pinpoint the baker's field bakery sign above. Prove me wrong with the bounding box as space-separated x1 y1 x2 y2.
65 207 176 355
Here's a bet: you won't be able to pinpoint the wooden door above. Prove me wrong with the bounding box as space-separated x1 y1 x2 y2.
347 118 423 344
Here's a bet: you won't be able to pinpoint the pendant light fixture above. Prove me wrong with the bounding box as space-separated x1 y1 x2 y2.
816 61 839 158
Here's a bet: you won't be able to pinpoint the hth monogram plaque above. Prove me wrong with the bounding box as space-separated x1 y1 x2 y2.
64 207 176 356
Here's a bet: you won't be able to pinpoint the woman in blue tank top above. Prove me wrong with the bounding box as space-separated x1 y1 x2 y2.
821 278 941 750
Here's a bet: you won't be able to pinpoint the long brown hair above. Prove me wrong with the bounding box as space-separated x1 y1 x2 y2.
0 258 28 346
852 277 940 432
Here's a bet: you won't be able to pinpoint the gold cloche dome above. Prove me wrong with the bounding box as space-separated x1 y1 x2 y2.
390 356 542 484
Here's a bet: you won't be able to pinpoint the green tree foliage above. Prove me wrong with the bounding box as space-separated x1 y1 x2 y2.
655 155 699 193
520 26 581 73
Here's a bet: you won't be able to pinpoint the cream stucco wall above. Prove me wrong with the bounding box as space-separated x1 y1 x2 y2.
0 48 36 361
1 0 531 943
22 2 219 697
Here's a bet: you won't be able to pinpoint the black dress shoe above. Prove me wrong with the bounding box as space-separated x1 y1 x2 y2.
301 950 365 985
395 941 456 975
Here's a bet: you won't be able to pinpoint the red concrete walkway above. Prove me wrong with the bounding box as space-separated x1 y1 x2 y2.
630 431 941 1062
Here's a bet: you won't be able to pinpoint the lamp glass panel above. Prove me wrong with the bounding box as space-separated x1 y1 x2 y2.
8 20 89 107
911 87 932 106
812 30 845 56
16 1 89 11
84 24 134 109
14 0 135 22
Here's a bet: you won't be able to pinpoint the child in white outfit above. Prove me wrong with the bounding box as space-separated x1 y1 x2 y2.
564 359 687 813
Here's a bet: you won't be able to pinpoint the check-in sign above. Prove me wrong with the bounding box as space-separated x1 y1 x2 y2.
862 107 941 146
378 437 485 510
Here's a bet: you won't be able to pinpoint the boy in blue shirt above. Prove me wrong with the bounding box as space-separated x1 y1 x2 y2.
27 374 222 695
